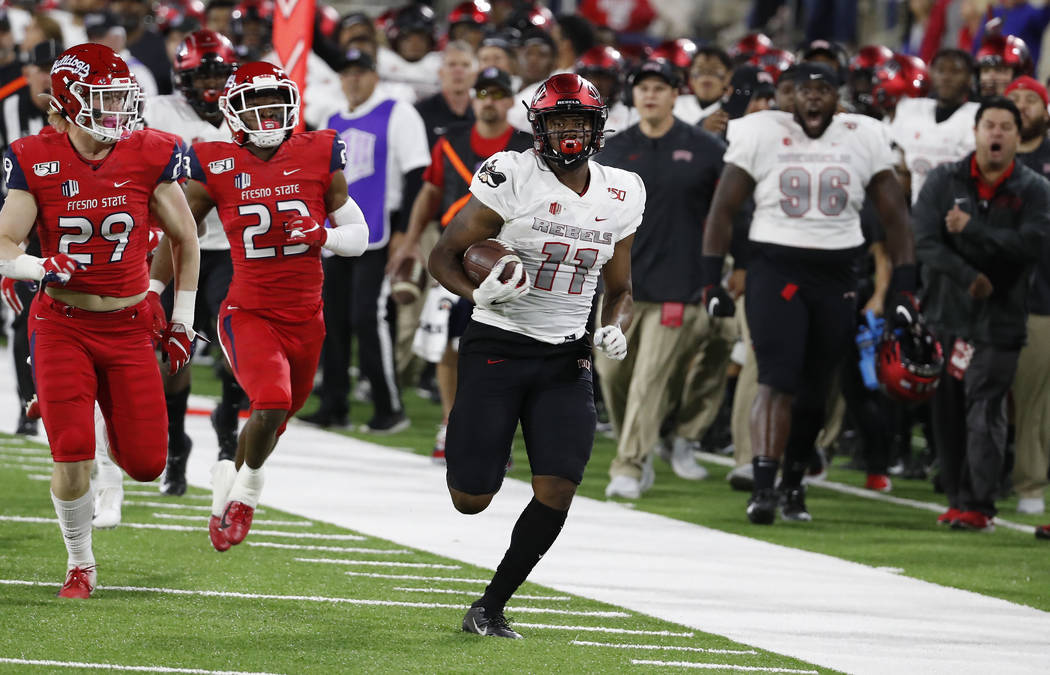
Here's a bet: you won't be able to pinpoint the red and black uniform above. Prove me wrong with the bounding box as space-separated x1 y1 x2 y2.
6 128 184 477
188 130 345 431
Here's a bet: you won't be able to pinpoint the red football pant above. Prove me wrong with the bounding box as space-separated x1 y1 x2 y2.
217 305 325 435
28 294 167 480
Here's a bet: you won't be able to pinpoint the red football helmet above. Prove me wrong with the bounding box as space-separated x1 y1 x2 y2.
729 33 773 62
173 30 238 119
651 38 697 70
873 53 930 110
575 45 624 102
528 73 607 169
231 0 274 59
877 323 943 403
386 3 437 48
49 44 142 143
976 34 1033 75
849 45 894 74
219 61 299 147
749 48 795 83
448 0 490 28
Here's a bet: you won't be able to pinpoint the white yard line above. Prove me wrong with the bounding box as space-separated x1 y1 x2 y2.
631 660 818 673
126 490 210 500
0 658 282 675
339 570 488 584
571 640 757 655
245 542 409 554
125 501 218 511
295 556 459 569
0 453 51 463
393 587 570 601
515 623 694 637
0 462 49 471
152 513 312 527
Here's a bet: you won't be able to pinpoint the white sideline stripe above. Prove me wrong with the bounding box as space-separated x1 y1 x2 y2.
631 660 817 673
0 657 282 675
152 513 313 527
0 515 365 541
126 500 241 512
0 452 51 463
515 623 694 637
0 462 48 471
695 451 1038 535
393 587 570 601
0 579 614 616
572 640 757 655
296 556 459 569
27 474 50 481
340 570 488 584
246 542 409 554
126 490 210 500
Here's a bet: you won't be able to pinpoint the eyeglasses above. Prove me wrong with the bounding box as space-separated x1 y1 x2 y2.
475 88 509 100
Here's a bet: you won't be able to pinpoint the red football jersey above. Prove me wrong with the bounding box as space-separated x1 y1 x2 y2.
5 129 184 297
187 130 346 313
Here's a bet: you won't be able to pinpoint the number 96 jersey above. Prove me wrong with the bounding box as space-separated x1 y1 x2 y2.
4 128 185 297
187 130 346 316
725 110 896 251
468 150 645 344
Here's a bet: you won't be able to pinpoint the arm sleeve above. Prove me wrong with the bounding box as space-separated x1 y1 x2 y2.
3 147 29 192
912 167 980 288
467 152 517 221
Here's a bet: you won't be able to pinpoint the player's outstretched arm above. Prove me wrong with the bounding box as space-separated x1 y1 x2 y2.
428 195 505 301
0 189 38 269
700 164 755 317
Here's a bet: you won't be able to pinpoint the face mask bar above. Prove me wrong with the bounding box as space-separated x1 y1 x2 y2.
69 79 143 143
221 82 300 147
533 110 604 168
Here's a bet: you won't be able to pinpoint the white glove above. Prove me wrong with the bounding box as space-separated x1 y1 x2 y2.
594 324 627 360
472 257 530 309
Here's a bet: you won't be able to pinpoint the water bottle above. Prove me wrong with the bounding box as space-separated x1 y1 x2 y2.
856 310 884 390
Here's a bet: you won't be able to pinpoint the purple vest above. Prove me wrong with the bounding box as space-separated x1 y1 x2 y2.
327 99 396 248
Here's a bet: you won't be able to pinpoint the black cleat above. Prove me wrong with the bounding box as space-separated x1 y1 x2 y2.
15 412 37 436
746 488 778 525
211 407 239 462
298 410 349 429
781 486 812 522
160 433 192 496
461 606 523 639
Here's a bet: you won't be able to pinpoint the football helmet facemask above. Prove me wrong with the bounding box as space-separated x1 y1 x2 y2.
528 73 607 171
49 44 143 144
219 61 299 148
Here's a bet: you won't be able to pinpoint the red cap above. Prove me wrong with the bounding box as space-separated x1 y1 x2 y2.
1005 75 1049 107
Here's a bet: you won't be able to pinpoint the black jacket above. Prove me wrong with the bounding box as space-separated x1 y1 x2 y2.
913 153 1050 348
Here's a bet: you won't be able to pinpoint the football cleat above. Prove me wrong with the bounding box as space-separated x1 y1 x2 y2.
58 565 96 599
209 515 231 552
220 501 254 545
864 474 892 493
780 486 812 522
462 606 523 639
431 423 446 465
1035 525 1050 540
605 474 641 500
727 463 754 492
950 510 994 532
937 507 961 525
211 407 239 462
359 412 410 435
92 484 123 529
160 433 192 497
746 488 778 525
670 438 707 480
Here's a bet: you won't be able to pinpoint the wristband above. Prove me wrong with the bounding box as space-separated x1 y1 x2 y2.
171 289 196 326
0 253 45 281
148 279 166 295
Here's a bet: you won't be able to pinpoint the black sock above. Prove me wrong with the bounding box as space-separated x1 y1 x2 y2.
752 456 779 492
166 386 190 444
781 409 824 489
476 498 568 614
219 371 243 416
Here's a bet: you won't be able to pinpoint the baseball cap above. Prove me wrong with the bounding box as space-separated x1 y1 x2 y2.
788 61 840 88
1005 75 1049 107
26 39 61 68
339 48 376 72
631 58 681 89
84 11 123 41
473 67 513 95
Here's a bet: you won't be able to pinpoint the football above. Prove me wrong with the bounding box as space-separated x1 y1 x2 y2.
390 257 426 305
462 239 523 286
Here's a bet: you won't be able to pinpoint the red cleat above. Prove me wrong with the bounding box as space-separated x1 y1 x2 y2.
950 510 995 532
220 501 254 545
58 565 95 599
1036 525 1050 540
24 395 40 421
209 515 231 552
865 474 892 492
937 507 961 525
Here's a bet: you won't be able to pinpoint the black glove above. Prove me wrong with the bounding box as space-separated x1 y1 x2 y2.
700 255 735 317
886 264 920 330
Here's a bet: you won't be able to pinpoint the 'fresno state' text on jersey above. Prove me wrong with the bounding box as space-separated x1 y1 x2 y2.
725 110 896 250
468 150 645 343
187 130 345 314
4 128 184 297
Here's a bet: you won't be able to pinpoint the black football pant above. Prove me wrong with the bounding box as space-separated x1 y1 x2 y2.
317 249 403 420
930 337 1019 517
11 282 35 409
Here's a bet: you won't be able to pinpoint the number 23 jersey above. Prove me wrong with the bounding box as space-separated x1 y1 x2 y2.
187 130 346 314
468 150 645 344
725 110 896 250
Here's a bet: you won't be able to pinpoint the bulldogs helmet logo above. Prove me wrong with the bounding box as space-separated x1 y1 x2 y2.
478 158 506 188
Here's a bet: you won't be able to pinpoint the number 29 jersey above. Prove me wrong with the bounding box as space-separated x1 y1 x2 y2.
725 110 896 251
468 150 645 344
187 129 346 315
4 128 184 297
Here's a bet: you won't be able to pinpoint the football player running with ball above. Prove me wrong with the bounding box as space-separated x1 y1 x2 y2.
429 73 644 639
0 44 201 598
183 62 368 552
701 62 919 524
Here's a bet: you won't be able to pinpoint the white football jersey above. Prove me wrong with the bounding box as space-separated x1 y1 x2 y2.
725 110 896 250
144 94 232 251
888 97 978 204
468 150 645 343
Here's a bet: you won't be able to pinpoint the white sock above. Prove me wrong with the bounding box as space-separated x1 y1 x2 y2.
51 489 95 570
210 460 238 517
226 465 265 509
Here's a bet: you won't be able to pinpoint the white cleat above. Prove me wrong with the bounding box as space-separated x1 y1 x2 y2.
670 437 708 480
1017 497 1045 515
92 484 123 529
605 474 642 499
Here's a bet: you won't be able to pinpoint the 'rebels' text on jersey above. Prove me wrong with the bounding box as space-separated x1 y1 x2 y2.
468 150 645 344
187 129 346 315
725 110 896 251
4 127 185 297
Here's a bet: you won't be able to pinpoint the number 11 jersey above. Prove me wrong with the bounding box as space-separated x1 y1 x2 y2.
187 130 346 315
725 110 896 251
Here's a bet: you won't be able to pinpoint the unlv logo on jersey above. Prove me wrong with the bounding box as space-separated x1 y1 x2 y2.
607 187 626 201
478 159 506 188
549 202 562 215
209 158 234 174
61 180 79 197
33 161 59 176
